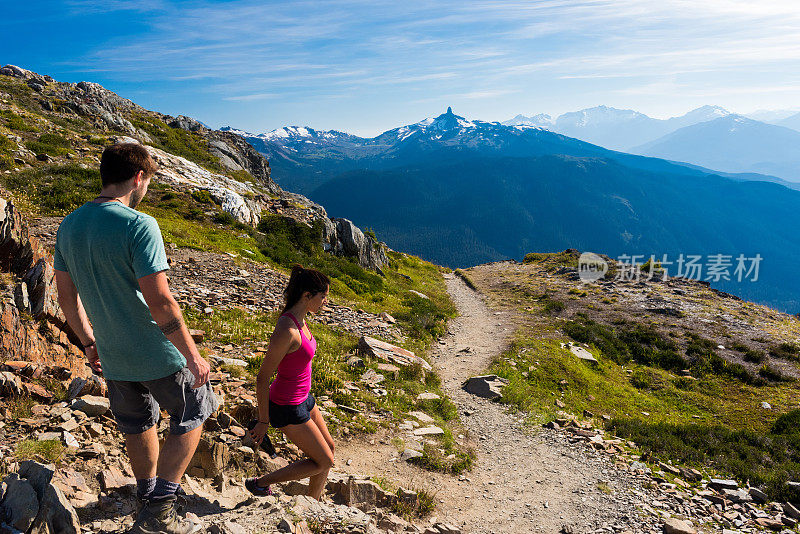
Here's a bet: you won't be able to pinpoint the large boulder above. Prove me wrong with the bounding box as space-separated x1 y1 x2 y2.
322 218 388 271
1 474 39 531
358 336 432 371
187 438 230 477
29 483 80 534
463 375 508 400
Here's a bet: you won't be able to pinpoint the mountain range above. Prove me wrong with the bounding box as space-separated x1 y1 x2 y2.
631 115 800 181
502 105 731 152
224 108 800 313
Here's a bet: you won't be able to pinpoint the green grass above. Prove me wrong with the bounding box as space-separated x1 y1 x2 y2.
0 109 39 132
0 134 15 170
7 395 36 419
608 418 800 502
25 132 71 157
15 439 65 463
492 331 800 500
540 294 566 315
770 342 800 362
1 164 100 215
562 315 776 385
408 442 474 475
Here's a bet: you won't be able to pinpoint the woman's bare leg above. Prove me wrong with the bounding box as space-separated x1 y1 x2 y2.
256 419 333 500
307 406 335 499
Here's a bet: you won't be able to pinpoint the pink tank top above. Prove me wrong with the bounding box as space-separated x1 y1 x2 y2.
269 313 317 405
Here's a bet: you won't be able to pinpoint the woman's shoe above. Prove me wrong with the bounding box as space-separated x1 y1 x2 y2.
244 477 273 497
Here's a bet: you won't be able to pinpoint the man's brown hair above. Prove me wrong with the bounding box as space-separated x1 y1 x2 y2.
99 143 159 186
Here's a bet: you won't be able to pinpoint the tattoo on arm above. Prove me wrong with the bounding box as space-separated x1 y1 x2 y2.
159 318 182 336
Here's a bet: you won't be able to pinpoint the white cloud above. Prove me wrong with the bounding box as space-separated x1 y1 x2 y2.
67 0 800 125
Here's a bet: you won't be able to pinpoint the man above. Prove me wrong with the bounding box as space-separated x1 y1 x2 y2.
54 143 215 534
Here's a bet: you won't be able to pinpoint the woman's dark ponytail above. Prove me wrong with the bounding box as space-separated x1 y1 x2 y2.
281 265 330 314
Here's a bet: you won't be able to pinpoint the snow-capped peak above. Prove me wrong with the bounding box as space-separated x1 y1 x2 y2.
261 125 317 140
427 107 476 131
502 113 554 128
219 126 251 137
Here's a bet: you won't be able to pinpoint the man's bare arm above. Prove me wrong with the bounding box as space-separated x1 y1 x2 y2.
138 271 209 388
54 270 101 372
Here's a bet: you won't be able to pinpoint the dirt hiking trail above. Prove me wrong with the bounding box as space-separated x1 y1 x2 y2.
338 274 658 534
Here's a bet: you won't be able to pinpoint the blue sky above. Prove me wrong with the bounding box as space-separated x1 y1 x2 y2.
3 0 800 136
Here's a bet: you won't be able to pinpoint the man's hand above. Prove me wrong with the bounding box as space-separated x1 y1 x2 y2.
85 345 102 374
186 354 210 388
249 421 269 443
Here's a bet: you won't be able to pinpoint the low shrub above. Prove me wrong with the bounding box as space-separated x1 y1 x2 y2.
608 417 800 502
26 133 71 156
1 164 100 214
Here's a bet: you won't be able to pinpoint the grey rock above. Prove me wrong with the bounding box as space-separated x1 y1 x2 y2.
569 345 598 364
29 483 80 534
71 395 109 417
709 478 738 490
208 140 246 172
168 115 205 132
358 336 432 371
663 518 696 534
13 283 29 314
748 487 768 504
721 488 750 503
322 218 387 271
18 461 54 501
217 412 233 429
400 449 423 462
785 501 800 520
1 474 39 532
463 375 508 400
346 355 365 369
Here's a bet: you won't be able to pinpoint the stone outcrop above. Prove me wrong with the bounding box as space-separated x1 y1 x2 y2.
1 64 387 272
206 131 275 190
0 191 85 374
323 218 389 272
0 65 145 139
0 461 80 534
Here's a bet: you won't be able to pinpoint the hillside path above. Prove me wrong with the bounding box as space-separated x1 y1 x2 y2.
338 274 658 534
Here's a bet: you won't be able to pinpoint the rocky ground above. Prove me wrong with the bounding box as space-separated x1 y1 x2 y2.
27 215 402 344
3 265 800 532
333 273 800 534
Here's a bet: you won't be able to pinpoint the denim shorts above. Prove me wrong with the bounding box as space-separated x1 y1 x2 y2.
107 367 218 435
269 393 315 429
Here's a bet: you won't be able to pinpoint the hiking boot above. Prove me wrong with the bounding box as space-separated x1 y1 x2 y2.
127 495 201 534
244 476 273 497
136 490 186 516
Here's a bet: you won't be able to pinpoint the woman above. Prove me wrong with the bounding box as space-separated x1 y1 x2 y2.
246 265 335 500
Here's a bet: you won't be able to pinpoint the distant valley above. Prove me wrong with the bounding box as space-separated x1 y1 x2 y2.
225 108 800 313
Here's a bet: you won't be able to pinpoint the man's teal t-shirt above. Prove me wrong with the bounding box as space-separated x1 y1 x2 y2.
53 202 186 382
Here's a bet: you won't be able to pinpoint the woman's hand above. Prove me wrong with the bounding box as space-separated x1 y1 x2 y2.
250 421 269 443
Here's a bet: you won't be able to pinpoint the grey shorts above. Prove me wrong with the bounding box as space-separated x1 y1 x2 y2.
107 367 218 435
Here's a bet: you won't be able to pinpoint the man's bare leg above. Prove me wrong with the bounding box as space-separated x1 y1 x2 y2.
156 425 203 482
126 426 159 480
